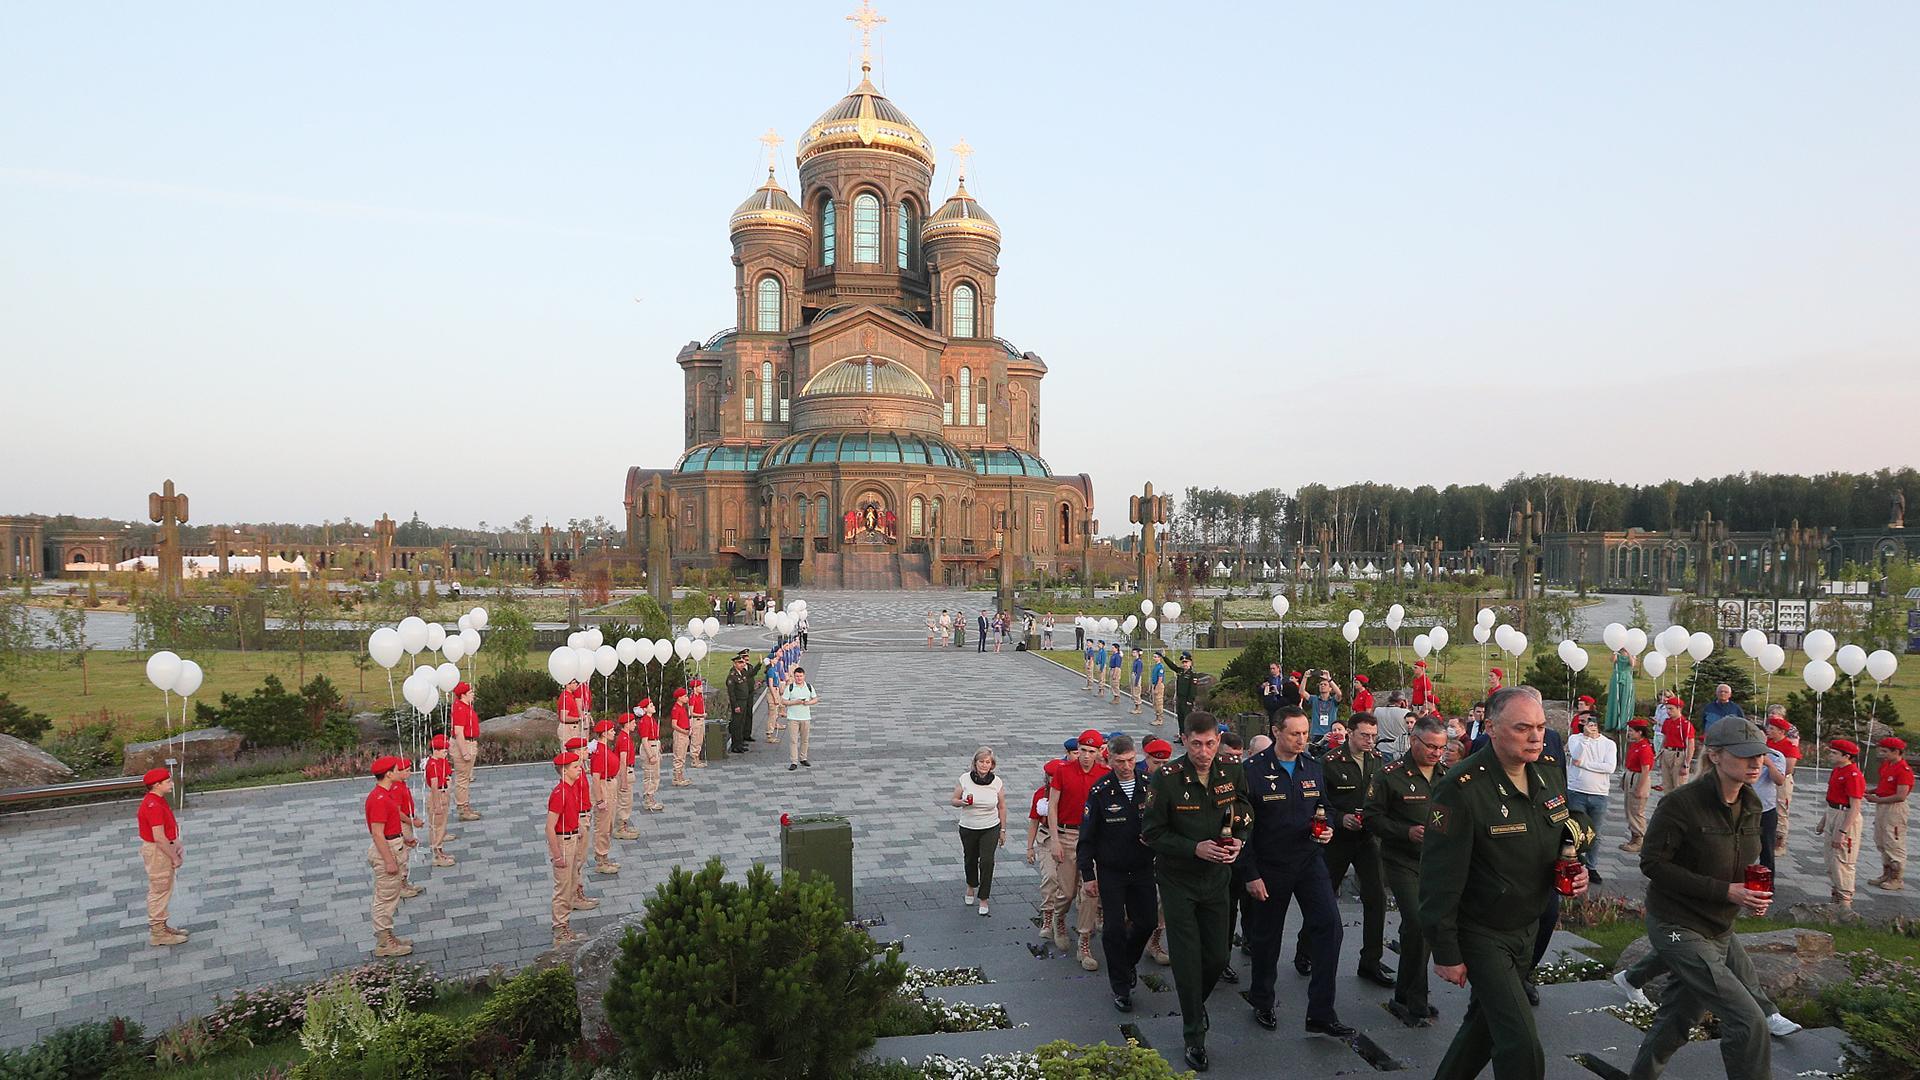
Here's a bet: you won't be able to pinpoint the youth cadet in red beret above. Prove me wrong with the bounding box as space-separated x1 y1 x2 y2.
450 681 481 820
366 757 412 956
1045 730 1110 971
1410 660 1435 710
137 768 188 947
1868 737 1912 892
547 752 585 945
670 688 693 787
612 712 641 840
636 698 665 812
390 757 424 899
1619 719 1657 852
1818 739 1867 911
688 678 710 769
425 735 455 867
563 737 598 910
589 720 621 876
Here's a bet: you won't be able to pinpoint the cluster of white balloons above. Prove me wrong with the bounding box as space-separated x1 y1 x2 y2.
1341 608 1364 644
365 608 489 716
1555 639 1590 673
1077 599 1180 640
1734 628 1788 676
1411 625 1448 659
547 615 727 688
1492 622 1528 657
764 599 806 638
1470 607 1497 644
144 650 205 698
1791 627 1898 695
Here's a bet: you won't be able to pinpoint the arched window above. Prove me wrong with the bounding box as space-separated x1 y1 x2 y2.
897 202 912 268
755 276 781 332
910 496 925 537
957 367 972 426
760 362 774 420
795 495 809 533
931 497 943 534
853 194 880 263
975 377 988 426
942 378 955 425
820 198 836 265
951 284 976 338
744 378 756 422
816 494 831 536
777 370 791 421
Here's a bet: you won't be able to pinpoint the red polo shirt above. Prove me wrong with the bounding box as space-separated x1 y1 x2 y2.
1048 761 1109 828
614 729 635 765
572 772 592 813
1827 762 1866 806
365 785 403 838
1411 674 1434 707
548 781 580 833
690 690 706 718
1767 735 1801 763
1351 689 1374 713
558 686 586 722
671 702 691 732
451 699 480 739
1874 758 1914 799
137 792 177 843
1625 740 1656 773
1660 716 1695 751
637 714 660 741
1028 785 1049 823
425 757 452 790
589 742 620 781
390 779 416 816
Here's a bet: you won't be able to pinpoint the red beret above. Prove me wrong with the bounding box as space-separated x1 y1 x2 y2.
142 767 171 787
619 712 634 723
1077 729 1105 749
1577 696 1595 707
594 719 614 732
674 688 688 698
1879 737 1906 752
565 737 587 750
1355 675 1369 684
1144 738 1174 759
1830 738 1860 757
430 734 448 749
553 752 579 767
1628 718 1651 731
453 682 472 695
1490 668 1504 678
1414 660 1427 668
1289 671 1302 679
393 756 413 770
638 697 652 708
1766 715 1790 730
370 756 397 777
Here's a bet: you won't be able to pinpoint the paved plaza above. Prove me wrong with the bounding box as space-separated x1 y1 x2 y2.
0 588 1903 1074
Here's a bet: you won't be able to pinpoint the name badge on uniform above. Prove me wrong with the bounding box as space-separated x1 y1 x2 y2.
1489 823 1529 837
1176 803 1202 812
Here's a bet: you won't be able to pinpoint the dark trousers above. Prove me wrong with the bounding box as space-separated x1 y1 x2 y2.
1435 921 1544 1080
728 706 751 750
1531 888 1560 968
1096 864 1157 996
958 825 998 899
1244 857 1342 1023
1759 808 1779 874
1630 920 1770 1079
1383 856 1431 1014
1295 830 1387 970
1157 871 1231 1049
977 629 987 652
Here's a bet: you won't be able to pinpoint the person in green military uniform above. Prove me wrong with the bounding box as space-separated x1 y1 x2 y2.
1420 687 1588 1080
1368 714 1450 1027
1142 709 1251 1073
1158 651 1198 725
725 650 758 753
1294 712 1394 987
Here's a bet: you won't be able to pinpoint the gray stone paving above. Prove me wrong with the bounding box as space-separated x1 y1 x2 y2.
0 587 1899 1072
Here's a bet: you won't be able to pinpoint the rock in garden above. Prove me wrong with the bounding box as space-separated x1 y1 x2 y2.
480 707 560 743
122 727 245 776
572 911 647 1040
0 733 76 789
1616 928 1849 1004
349 711 392 743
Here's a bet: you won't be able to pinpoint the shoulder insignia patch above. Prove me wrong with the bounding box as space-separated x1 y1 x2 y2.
1428 805 1449 834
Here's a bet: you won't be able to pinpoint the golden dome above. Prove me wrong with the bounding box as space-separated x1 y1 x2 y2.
922 180 1000 242
799 355 935 400
797 74 936 170
729 170 811 235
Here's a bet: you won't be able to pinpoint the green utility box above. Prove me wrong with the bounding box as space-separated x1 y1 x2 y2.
781 814 853 914
702 720 729 761
1233 712 1266 747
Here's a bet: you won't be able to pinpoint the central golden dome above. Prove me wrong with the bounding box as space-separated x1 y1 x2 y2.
797 74 936 170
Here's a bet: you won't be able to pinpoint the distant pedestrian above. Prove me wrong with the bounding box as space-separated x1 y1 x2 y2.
1702 684 1744 729
1766 709 1802 853
783 666 818 770
939 609 953 647
925 610 938 648
797 612 809 650
977 610 990 653
1041 613 1055 649
1306 671 1342 740
137 768 188 947
953 747 1007 916
1868 737 1912 892
1659 699 1695 792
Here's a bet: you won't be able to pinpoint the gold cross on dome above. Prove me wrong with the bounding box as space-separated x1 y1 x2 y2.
758 128 784 172
846 0 886 71
950 138 974 180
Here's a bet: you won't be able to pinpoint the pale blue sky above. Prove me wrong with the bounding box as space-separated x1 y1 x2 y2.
3 2 1915 530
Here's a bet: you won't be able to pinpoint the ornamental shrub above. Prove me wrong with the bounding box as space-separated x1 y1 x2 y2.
1218 629 1393 700
0 1017 144 1080
1823 952 1920 1080
352 1012 467 1080
1030 1038 1193 1078
605 857 907 1079
473 668 561 722
469 964 580 1061
1521 650 1605 709
0 693 51 742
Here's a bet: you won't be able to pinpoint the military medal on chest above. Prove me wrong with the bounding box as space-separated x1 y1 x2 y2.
1500 803 1510 820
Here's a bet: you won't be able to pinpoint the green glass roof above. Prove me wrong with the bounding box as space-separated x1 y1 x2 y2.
675 443 769 473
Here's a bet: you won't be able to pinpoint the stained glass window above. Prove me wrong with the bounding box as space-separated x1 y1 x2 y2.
755 276 780 332
853 194 880 263
952 285 975 338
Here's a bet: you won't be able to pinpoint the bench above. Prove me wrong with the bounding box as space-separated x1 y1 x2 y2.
0 775 148 806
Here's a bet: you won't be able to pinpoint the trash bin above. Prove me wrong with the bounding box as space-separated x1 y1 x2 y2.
1234 712 1266 747
781 814 853 913
702 720 730 761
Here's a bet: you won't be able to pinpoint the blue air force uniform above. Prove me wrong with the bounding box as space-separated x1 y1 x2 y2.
1236 745 1344 1024
1076 770 1157 997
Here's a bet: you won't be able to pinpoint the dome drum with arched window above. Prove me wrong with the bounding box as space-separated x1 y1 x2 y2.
789 355 943 434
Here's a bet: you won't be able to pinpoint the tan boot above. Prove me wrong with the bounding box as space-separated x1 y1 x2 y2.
458 808 482 821
399 884 423 899
1052 919 1071 952
552 927 578 947
1619 840 1643 853
374 932 413 957
1038 909 1055 943
1147 927 1171 965
614 825 641 840
163 924 191 940
1078 934 1100 971
1876 871 1905 891
149 928 188 947
433 853 456 867
644 801 666 812
594 861 620 875
571 896 600 910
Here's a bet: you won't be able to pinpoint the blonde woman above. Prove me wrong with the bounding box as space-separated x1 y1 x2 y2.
953 746 1008 916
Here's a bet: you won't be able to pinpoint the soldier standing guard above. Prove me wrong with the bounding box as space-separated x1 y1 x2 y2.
137 768 189 947
1142 710 1251 1073
425 735 456 867
450 682 481 820
547 752 584 945
588 720 621 876
1160 651 1196 726
1817 739 1866 911
1867 737 1912 891
365 757 412 957
726 650 756 753
612 712 641 840
1369 715 1449 1028
1295 712 1394 988
1420 687 1585 1080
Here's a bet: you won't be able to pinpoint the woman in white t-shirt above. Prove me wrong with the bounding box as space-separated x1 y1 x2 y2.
952 746 1007 916
1565 714 1619 879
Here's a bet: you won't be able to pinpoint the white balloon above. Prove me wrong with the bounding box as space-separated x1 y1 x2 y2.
1803 629 1836 662
653 638 672 664
674 636 692 660
616 638 637 665
1386 604 1405 631
1759 643 1786 674
470 607 489 630
585 627 604 650
1145 617 1158 633
1740 628 1766 658
1163 601 1182 621
1866 649 1899 683
398 616 428 655
1567 649 1589 673
368 628 403 669
688 621 707 640
1836 644 1867 678
172 659 204 697
459 627 481 656
1142 599 1154 616
1494 624 1514 650
1803 659 1836 694
705 616 721 638
548 647 578 684
426 623 447 652
1644 651 1668 679
1348 609 1365 625
1122 615 1138 632
1472 623 1491 644
1624 628 1647 656
434 661 461 692
146 651 182 692
412 676 441 713
457 614 473 631
1477 607 1497 628
1602 623 1627 653
1342 621 1360 643
594 644 618 677
1271 595 1290 618
1413 634 1432 658
633 638 657 665
690 639 709 662
1510 632 1529 657
442 636 467 664
1430 626 1449 651
1686 632 1713 663
566 631 583 650
574 647 595 682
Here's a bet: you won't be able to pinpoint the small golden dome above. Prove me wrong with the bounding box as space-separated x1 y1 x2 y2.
922 180 1000 243
797 74 936 170
729 170 811 235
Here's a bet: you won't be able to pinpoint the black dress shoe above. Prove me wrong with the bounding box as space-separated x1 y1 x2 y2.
1184 1045 1210 1072
1589 867 1604 884
1524 980 1540 1007
1425 1004 1440 1019
788 763 797 771
1359 964 1397 988
1306 1017 1356 1038
1219 964 1239 984
1386 999 1430 1028
1294 955 1313 976
1252 1007 1277 1030
1113 993 1133 1013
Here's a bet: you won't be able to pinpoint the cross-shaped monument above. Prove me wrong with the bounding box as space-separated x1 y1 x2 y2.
147 480 189 598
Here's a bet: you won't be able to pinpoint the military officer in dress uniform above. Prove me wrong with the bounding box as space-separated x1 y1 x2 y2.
1369 715 1449 1027
1239 707 1354 1041
726 650 757 753
1142 710 1251 1073
1294 711 1394 987
1421 687 1587 1080
1077 735 1157 1013
1159 651 1197 726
